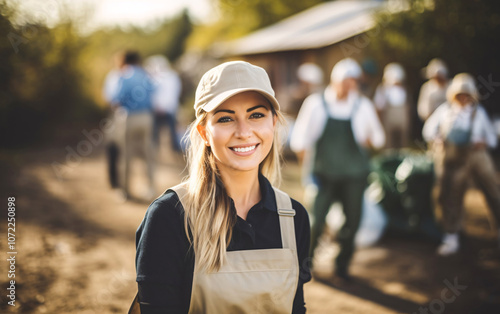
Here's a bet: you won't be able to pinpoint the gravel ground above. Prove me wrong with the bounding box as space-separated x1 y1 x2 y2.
1 137 499 313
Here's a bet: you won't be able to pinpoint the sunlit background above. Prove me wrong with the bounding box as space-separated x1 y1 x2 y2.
1 0 500 313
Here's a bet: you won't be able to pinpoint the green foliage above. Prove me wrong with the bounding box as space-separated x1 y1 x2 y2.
368 0 500 110
214 0 328 39
0 1 96 148
0 4 193 148
164 9 192 62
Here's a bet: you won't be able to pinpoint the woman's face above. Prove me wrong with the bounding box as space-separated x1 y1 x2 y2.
197 91 276 175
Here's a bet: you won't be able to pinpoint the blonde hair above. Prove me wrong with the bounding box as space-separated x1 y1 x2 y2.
181 106 287 273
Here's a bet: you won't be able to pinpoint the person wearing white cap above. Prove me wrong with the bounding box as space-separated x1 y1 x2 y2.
374 62 410 149
291 58 385 280
288 63 325 115
418 58 450 121
423 73 500 256
132 61 311 313
290 63 325 207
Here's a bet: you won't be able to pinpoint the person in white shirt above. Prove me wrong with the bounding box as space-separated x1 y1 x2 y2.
144 55 183 153
374 63 410 149
418 58 450 121
290 63 325 191
423 73 500 256
291 58 385 280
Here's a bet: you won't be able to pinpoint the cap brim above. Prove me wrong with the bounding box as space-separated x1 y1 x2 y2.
201 88 280 113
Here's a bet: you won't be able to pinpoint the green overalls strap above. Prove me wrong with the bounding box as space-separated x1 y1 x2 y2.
312 94 371 180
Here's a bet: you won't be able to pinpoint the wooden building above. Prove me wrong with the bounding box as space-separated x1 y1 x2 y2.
214 0 394 116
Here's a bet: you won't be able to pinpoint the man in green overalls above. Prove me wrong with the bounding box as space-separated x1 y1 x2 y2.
291 58 386 280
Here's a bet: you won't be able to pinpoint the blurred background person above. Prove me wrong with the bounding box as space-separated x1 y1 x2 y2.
102 52 125 191
291 58 385 280
359 58 379 99
286 62 324 118
290 62 324 209
423 73 500 256
112 51 156 201
103 52 125 108
144 55 183 156
374 62 410 149
418 58 450 121
297 63 324 94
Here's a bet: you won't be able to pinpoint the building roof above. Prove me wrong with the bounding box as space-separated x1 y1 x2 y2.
217 0 386 56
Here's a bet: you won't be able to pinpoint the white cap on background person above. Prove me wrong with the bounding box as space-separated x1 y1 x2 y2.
446 73 479 103
297 63 324 86
144 55 171 75
383 63 405 85
424 58 448 79
330 58 362 83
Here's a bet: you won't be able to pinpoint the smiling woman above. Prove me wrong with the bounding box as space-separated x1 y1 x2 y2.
198 91 277 177
132 61 311 314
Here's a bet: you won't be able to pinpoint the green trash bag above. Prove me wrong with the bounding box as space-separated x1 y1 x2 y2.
367 150 441 242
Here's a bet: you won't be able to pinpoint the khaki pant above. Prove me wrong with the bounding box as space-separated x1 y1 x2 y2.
433 145 500 233
123 112 155 195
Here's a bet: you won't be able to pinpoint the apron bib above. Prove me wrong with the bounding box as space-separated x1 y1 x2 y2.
312 96 370 180
170 184 299 314
439 104 477 165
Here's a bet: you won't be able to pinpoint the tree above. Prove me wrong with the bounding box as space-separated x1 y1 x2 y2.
164 9 192 62
0 1 95 148
214 0 328 39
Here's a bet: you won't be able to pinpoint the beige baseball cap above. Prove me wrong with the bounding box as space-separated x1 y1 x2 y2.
194 61 280 117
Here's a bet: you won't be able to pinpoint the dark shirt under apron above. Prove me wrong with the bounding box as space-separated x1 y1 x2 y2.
135 174 311 313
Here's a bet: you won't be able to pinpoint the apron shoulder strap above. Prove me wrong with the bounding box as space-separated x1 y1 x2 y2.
169 182 188 205
272 187 297 252
439 103 478 140
320 91 333 118
154 182 189 209
321 92 362 120
351 96 362 118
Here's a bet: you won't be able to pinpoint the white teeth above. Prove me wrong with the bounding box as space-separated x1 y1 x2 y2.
233 145 256 153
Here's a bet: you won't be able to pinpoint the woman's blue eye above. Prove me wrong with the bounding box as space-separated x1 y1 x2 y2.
217 116 232 123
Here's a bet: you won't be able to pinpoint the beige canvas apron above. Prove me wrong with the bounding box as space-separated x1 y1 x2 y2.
128 184 299 314
171 184 299 314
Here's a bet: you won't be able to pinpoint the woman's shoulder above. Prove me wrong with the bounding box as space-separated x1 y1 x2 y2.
290 198 310 225
289 198 306 213
144 189 185 222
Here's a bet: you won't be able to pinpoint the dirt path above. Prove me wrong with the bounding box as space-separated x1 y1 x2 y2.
1 141 500 313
